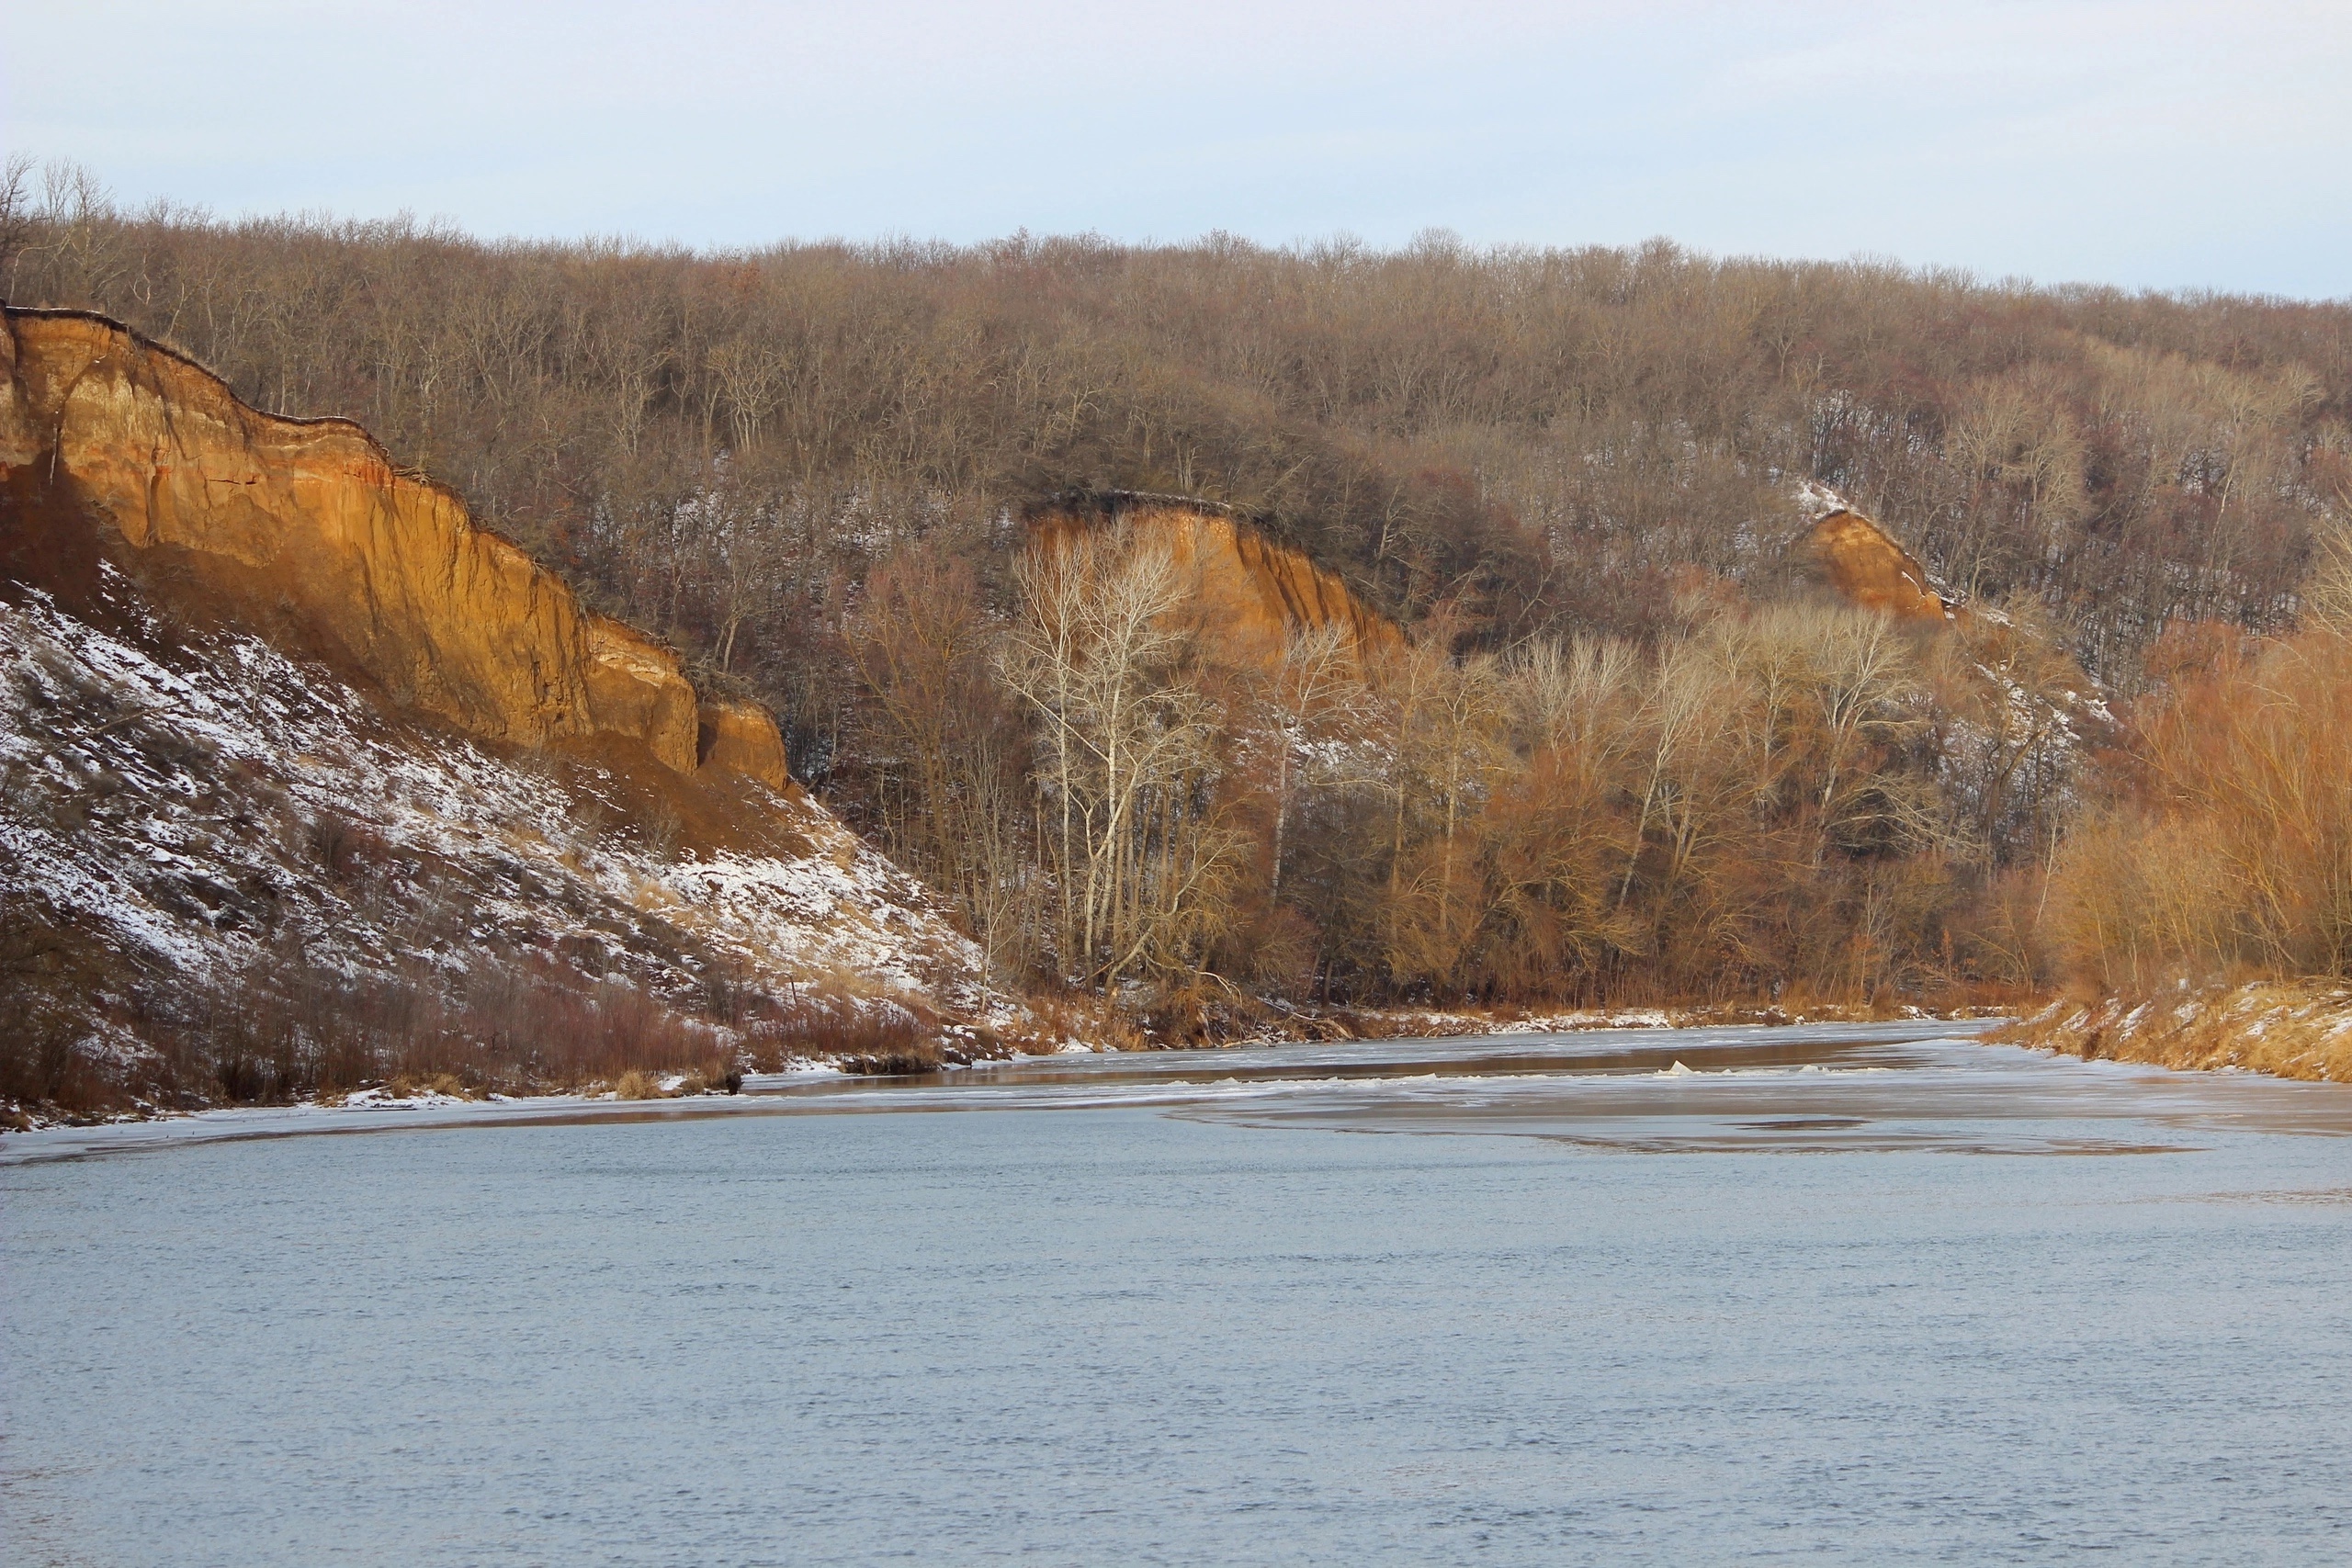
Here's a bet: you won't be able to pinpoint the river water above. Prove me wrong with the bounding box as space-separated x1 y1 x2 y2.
7 1021 2352 1565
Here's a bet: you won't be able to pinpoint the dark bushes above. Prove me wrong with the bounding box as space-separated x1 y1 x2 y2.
741 988 941 1075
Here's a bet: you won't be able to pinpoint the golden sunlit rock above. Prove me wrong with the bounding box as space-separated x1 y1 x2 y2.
0 307 782 783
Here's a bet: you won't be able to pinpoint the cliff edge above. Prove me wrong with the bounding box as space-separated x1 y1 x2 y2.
1794 483 1958 624
0 307 785 788
0 309 1002 1122
1031 492 1404 669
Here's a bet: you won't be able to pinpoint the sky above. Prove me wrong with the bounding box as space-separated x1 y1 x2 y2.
6 0 2348 297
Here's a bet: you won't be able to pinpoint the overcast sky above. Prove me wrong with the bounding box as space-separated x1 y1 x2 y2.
7 0 2347 297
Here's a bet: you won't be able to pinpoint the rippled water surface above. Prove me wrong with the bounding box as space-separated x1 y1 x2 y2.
9 1021 2352 1565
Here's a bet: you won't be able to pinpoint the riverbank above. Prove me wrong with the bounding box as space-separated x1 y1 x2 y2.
0 1062 885 1162
1 1015 2024 1165
1997 981 2352 1082
5 998 2004 1138
1232 998 2006 1045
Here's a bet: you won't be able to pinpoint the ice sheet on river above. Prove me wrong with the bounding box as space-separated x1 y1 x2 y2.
14 1020 2352 1165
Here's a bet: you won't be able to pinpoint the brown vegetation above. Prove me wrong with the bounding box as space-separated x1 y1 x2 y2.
8 154 2352 1098
0 881 930 1121
1999 524 2352 1076
2045 604 2352 993
7 163 2341 727
856 509 2040 1018
2007 982 2352 1082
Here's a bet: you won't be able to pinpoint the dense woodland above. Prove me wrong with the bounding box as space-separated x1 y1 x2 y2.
7 158 2352 1032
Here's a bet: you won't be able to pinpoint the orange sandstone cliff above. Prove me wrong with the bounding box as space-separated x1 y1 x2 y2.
1032 493 1403 668
1799 490 1957 624
0 307 786 790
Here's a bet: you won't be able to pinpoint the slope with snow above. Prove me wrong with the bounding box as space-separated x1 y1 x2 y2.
0 560 994 1111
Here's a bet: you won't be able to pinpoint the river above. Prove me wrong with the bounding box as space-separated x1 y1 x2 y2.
6 1021 2352 1564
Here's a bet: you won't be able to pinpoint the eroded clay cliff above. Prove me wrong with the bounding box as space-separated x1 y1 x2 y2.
1032 494 1404 669
1801 496 1957 623
0 307 786 785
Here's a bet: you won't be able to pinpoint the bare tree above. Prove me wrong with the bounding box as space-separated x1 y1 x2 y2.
1001 525 1242 990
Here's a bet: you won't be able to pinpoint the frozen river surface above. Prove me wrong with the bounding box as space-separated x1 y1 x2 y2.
7 1021 2352 1564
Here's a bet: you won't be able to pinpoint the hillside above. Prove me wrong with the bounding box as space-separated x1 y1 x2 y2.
8 186 2349 1091
0 298 2150 1123
1 308 999 1122
2 308 787 780
10 201 2344 745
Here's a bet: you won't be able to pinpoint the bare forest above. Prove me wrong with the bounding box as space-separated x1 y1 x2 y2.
8 159 2352 1030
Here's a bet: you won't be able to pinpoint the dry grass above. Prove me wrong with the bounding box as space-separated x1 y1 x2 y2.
2046 626 2352 992
1998 980 2352 1082
1 911 956 1116
1009 989 1145 1054
0 895 141 1119
39 953 745 1115
740 984 943 1074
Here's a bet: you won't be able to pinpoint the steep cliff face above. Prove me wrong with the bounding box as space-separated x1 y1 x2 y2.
1798 491 1958 624
1033 495 1403 668
696 697 791 791
0 307 772 781
2 309 1001 1117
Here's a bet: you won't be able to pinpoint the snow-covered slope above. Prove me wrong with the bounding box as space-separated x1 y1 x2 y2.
0 306 1018 1120
4 564 973 987
0 564 991 1112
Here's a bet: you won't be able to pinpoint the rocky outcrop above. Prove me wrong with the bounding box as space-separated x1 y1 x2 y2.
0 307 776 784
582 619 699 773
1795 486 1957 623
0 309 1005 1120
697 698 791 792
1033 494 1403 669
